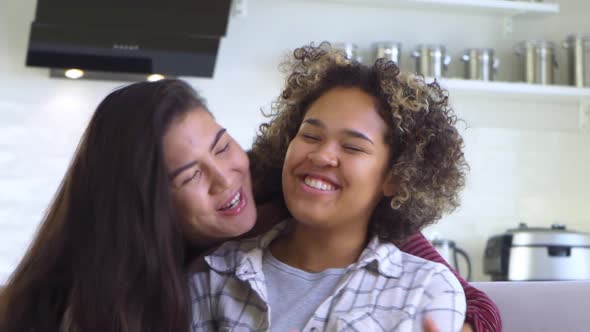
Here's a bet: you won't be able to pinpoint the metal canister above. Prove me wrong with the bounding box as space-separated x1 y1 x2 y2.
411 44 451 78
563 34 590 87
373 42 402 66
333 43 361 63
514 40 558 85
461 48 499 81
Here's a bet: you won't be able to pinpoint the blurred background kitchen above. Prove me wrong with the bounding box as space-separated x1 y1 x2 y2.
1 0 589 284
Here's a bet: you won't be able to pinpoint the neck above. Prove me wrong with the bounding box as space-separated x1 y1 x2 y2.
270 222 368 272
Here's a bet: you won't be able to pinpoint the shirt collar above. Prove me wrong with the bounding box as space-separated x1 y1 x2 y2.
204 220 291 276
205 220 403 279
350 236 404 278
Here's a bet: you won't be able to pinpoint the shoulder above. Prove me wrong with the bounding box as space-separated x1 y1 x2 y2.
371 238 449 276
185 241 238 275
366 239 459 289
393 251 466 320
397 251 463 291
398 251 448 271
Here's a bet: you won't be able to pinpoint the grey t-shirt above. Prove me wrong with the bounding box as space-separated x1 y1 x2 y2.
262 250 346 332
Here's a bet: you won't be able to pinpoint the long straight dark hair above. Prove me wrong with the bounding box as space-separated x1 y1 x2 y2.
0 79 206 332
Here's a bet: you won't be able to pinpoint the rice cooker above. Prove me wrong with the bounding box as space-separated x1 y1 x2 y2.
483 223 590 281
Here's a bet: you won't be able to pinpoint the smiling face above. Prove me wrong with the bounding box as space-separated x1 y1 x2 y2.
163 108 256 246
281 87 395 232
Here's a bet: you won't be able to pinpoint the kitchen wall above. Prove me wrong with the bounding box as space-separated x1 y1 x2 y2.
1 0 589 283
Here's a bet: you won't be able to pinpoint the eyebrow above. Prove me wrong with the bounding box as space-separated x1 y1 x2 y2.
168 128 227 181
302 118 374 145
210 128 227 151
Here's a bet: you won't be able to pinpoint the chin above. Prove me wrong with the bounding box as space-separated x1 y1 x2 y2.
290 208 330 228
239 204 257 233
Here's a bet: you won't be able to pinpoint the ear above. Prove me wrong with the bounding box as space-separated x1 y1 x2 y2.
382 171 397 197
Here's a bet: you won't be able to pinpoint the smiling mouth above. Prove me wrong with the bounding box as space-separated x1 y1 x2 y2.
218 191 241 211
303 175 338 191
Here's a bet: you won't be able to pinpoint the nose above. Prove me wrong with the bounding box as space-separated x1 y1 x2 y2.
307 143 339 167
208 163 231 195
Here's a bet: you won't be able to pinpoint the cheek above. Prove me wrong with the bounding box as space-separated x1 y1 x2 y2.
347 158 387 185
282 144 296 187
284 140 305 167
229 146 250 172
239 153 251 172
173 189 208 221
282 144 299 181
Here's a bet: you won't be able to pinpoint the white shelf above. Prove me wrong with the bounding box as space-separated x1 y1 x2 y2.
297 0 559 16
434 78 590 132
433 78 590 101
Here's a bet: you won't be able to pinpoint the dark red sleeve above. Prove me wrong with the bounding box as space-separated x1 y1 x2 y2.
399 232 502 332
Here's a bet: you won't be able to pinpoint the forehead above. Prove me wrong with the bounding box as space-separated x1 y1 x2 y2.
168 107 215 133
304 87 387 136
162 109 219 160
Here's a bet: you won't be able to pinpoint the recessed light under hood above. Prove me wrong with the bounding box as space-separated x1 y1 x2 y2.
26 0 232 81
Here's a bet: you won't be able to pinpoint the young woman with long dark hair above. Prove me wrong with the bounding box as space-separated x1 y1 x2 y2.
0 79 257 331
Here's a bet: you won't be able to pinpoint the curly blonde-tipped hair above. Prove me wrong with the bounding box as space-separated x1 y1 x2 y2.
250 42 468 243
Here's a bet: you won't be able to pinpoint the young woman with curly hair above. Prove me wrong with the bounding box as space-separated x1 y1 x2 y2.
189 43 499 331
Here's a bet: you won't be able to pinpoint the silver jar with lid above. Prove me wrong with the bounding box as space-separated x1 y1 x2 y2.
333 43 362 63
563 34 590 87
514 40 558 85
373 42 402 66
411 44 451 78
461 48 499 81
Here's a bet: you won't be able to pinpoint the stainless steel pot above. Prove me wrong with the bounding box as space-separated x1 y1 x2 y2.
461 48 499 81
563 34 590 87
411 44 451 78
514 40 558 85
333 42 362 63
484 223 590 281
373 42 402 66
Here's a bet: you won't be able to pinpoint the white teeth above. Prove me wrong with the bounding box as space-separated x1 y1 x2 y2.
304 176 336 191
221 192 241 210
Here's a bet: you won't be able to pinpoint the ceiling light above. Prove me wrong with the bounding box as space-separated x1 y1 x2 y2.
147 74 165 82
64 69 84 79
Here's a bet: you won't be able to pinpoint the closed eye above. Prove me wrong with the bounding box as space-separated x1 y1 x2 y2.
181 169 202 186
301 134 320 141
215 142 230 155
343 145 365 153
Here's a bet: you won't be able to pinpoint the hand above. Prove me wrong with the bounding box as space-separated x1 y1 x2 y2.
423 317 440 332
461 323 474 332
423 317 474 332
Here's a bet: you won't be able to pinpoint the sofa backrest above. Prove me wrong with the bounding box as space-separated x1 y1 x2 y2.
471 281 590 332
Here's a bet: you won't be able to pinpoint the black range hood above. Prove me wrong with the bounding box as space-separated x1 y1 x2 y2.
26 0 232 80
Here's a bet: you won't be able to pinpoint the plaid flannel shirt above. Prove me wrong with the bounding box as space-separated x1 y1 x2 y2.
190 221 466 332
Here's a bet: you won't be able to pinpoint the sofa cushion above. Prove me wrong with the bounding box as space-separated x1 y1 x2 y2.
471 281 590 332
